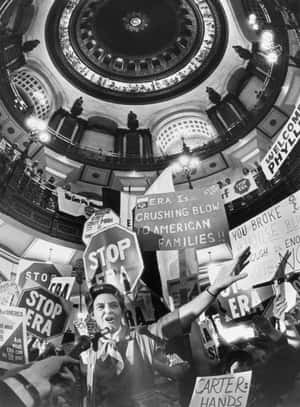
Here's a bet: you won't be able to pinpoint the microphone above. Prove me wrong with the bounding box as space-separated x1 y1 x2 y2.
91 328 111 351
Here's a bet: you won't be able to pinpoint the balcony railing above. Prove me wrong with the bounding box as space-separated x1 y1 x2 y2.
0 158 85 245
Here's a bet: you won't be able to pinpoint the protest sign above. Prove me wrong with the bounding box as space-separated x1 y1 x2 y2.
83 224 143 291
82 208 119 246
198 318 220 362
17 261 62 289
218 282 275 320
189 372 252 407
220 171 257 204
0 306 28 369
229 191 300 292
17 281 72 340
0 281 20 306
134 187 230 251
57 187 102 217
261 102 300 180
49 277 75 300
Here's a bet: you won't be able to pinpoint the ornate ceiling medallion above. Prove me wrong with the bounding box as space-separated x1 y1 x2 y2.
122 12 149 33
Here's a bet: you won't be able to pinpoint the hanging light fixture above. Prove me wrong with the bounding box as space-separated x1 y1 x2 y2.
171 137 200 189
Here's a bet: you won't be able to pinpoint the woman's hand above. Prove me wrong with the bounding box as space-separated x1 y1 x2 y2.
178 247 251 331
210 246 251 295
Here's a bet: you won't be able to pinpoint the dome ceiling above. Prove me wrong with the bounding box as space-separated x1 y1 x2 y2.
46 0 227 103
0 0 297 185
17 0 250 128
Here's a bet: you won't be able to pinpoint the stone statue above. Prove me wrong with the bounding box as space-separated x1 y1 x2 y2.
206 87 222 105
127 110 139 131
232 45 253 60
22 39 40 53
70 96 84 117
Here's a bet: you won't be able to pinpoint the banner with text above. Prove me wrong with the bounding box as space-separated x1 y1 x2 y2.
0 306 28 369
220 171 258 204
189 372 252 407
261 103 300 180
134 187 230 251
57 187 103 217
228 191 300 299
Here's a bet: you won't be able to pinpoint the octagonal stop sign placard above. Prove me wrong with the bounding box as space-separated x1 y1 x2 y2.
17 282 71 340
18 262 61 289
83 224 144 292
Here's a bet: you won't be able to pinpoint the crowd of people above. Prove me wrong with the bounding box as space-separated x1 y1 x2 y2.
1 247 300 407
16 159 57 209
0 247 249 407
0 1 299 406
0 140 58 211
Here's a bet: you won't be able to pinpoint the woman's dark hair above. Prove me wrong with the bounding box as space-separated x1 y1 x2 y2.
87 284 125 311
222 350 254 373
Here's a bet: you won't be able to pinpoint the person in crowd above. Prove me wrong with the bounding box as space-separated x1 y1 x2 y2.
219 316 300 407
255 336 300 407
30 167 44 205
0 355 78 407
84 247 251 407
40 176 56 209
63 183 72 192
220 346 264 407
0 149 11 189
7 143 19 161
30 161 39 177
222 348 254 373
17 158 33 191
25 161 39 193
164 332 198 407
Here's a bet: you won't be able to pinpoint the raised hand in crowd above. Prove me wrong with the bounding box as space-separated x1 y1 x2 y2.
179 246 251 328
212 246 251 293
275 249 292 281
